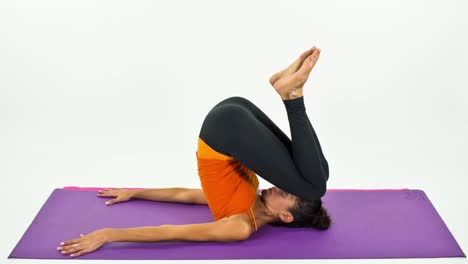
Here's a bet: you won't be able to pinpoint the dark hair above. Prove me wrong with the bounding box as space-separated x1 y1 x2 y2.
269 197 331 230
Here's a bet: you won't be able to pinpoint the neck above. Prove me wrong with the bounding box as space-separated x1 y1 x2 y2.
252 192 276 227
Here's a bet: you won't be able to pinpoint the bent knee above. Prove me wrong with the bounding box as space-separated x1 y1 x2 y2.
217 96 252 107
219 104 251 119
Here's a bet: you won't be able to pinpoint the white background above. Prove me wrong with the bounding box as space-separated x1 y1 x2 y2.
1 0 467 263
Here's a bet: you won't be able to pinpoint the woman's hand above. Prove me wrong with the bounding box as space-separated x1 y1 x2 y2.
57 229 109 258
97 188 135 205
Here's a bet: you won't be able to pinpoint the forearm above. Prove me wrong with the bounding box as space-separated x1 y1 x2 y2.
130 188 189 202
104 225 172 243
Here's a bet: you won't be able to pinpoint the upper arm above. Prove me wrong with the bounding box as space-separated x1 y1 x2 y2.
165 218 251 242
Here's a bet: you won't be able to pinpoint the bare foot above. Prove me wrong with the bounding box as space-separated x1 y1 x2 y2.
273 47 321 100
269 46 317 86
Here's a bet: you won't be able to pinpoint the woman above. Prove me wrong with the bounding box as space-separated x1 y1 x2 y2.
56 46 330 258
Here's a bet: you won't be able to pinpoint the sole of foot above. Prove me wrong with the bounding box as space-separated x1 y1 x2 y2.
269 46 318 87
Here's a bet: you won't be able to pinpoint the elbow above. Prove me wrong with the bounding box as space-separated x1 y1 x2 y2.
237 231 251 242
217 219 252 242
235 228 252 242
220 227 251 243
222 233 250 243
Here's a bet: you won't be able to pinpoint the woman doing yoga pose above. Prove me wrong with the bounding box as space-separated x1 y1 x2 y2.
57 46 330 258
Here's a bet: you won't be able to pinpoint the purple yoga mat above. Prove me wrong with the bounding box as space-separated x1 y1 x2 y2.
8 187 465 260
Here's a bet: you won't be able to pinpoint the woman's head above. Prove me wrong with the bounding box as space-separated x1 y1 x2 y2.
260 187 331 230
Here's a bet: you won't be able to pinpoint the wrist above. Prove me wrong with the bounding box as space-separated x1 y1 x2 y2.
100 228 113 243
101 228 115 243
127 190 140 200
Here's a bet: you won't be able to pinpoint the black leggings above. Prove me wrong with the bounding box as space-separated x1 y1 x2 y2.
198 96 329 201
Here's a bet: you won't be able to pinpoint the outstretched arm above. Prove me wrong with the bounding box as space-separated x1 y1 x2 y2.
132 188 208 204
57 219 250 258
108 220 250 242
98 187 208 205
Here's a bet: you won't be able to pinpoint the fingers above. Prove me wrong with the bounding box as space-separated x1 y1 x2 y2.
58 242 84 252
70 248 90 257
61 238 81 246
105 198 119 205
97 188 112 193
96 188 122 205
97 188 116 197
58 243 79 251
58 237 86 256
58 243 89 257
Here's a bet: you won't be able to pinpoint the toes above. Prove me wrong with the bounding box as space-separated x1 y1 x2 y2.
308 49 320 68
298 53 315 73
299 50 308 61
292 49 320 83
311 49 320 59
300 46 316 61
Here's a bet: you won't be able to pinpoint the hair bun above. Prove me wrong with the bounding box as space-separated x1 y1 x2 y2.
312 199 322 214
318 207 326 218
313 206 331 230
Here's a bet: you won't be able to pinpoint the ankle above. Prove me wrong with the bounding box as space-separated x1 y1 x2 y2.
281 87 303 100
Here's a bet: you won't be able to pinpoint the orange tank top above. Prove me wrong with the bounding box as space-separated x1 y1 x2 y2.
196 137 259 232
